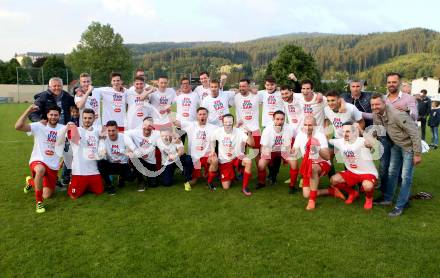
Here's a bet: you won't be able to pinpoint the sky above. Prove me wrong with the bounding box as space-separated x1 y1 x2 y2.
1 0 439 61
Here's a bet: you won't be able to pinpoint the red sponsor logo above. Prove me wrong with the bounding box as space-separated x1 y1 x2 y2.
114 108 121 113
136 112 144 117
45 150 54 156
245 115 252 120
183 112 189 117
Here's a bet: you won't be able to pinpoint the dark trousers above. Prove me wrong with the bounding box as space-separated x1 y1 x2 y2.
420 118 427 141
135 159 157 187
98 160 133 187
268 155 282 182
160 154 193 186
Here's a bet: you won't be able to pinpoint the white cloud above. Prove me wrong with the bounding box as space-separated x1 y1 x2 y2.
100 0 157 19
0 9 29 23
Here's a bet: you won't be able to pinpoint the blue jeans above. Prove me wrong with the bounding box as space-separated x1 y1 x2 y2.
431 126 439 145
378 136 393 195
161 154 193 186
385 145 415 209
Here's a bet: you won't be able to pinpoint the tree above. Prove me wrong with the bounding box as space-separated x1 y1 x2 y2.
32 57 47 68
40 55 72 84
265 44 321 90
0 58 20 84
20 56 33 68
65 22 133 86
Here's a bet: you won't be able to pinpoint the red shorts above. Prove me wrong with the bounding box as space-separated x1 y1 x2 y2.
192 156 209 179
219 158 241 182
339 170 377 187
118 127 125 132
68 175 104 199
302 161 331 188
250 134 261 149
261 151 291 164
29 161 58 190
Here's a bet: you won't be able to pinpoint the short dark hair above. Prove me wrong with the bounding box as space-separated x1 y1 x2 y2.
46 105 61 114
158 75 168 80
342 121 354 127
106 120 118 127
280 85 292 91
143 116 153 123
273 110 285 118
110 72 122 79
135 68 144 73
371 93 385 101
82 108 95 115
239 78 250 84
386 72 401 80
196 107 208 113
265 76 276 84
199 71 209 77
301 79 314 90
222 113 234 123
325 89 340 98
70 105 79 112
421 89 428 95
180 77 190 83
210 79 219 85
134 76 145 82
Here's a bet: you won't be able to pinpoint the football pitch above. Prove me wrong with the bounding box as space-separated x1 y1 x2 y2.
1 103 439 277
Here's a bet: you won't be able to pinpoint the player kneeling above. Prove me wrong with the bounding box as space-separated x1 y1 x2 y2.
15 105 66 213
329 122 378 210
175 107 219 190
257 110 299 194
60 108 104 199
210 114 255 196
157 128 194 190
293 116 345 210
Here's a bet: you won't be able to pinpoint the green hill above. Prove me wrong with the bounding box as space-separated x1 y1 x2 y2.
125 28 440 86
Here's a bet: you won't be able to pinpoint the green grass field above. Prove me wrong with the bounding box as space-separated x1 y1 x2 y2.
1 103 440 277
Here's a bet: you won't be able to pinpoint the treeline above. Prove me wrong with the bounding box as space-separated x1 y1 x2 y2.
127 28 440 86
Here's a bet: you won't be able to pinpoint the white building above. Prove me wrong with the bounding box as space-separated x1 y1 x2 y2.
411 77 440 100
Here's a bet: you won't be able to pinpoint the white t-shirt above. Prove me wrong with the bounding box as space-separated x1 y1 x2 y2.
175 92 200 124
70 127 100 176
330 137 378 177
194 85 211 101
102 134 129 164
98 87 127 128
234 93 260 132
201 91 235 126
28 122 65 170
181 121 217 160
211 127 248 163
293 130 330 164
74 89 101 127
258 90 284 127
126 90 156 130
124 129 160 165
156 139 184 166
324 103 363 138
283 98 303 132
148 88 176 125
297 93 327 128
260 123 296 152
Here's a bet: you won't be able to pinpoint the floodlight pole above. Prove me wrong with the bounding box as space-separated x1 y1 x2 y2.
16 67 20 103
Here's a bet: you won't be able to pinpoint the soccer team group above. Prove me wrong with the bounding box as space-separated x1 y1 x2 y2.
14 70 421 215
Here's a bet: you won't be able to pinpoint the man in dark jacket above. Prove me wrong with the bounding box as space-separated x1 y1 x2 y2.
341 80 373 127
29 77 74 124
417 89 431 141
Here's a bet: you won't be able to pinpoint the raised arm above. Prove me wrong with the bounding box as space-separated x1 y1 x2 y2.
75 86 94 109
15 104 39 132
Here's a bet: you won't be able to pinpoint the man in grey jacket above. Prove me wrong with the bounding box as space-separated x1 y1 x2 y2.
371 93 422 217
